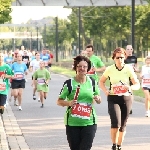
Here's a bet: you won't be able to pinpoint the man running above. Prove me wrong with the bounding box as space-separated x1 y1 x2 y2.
29 52 42 101
40 48 51 70
11 53 28 111
125 45 139 114
85 44 106 82
0 52 13 114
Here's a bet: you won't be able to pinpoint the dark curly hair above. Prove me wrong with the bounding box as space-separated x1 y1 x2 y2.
72 55 91 72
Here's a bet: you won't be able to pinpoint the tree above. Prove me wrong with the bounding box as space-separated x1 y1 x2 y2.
0 0 12 23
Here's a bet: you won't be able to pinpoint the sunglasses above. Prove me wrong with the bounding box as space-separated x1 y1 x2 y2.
116 57 124 59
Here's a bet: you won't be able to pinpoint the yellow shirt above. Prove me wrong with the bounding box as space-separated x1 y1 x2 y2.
103 64 138 95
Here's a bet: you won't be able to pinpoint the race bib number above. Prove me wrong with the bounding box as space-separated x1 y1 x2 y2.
37 78 45 85
112 85 127 95
71 103 92 120
14 72 24 80
0 81 6 91
6 59 12 63
23 59 28 64
128 63 135 67
142 79 150 85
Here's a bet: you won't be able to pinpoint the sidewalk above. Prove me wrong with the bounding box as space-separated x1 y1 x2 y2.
0 104 30 150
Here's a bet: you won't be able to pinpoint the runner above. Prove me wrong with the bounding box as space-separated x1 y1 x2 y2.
99 47 140 150
0 52 13 114
4 51 13 107
85 44 106 82
11 53 28 111
40 48 50 70
29 52 42 101
8 49 19 105
4 51 13 67
125 45 139 114
47 50 53 71
22 50 30 82
140 56 150 117
32 61 50 108
57 55 101 150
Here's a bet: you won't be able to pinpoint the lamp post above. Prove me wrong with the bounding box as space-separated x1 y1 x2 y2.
78 7 81 54
36 26 39 51
30 31 32 50
55 17 58 62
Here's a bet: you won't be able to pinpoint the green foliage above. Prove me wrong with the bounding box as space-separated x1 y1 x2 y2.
0 0 12 23
40 4 150 59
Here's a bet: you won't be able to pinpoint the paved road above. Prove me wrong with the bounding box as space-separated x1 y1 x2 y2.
2 73 150 150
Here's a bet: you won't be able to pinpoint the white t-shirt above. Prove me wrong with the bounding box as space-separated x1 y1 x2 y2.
141 65 150 88
30 59 42 74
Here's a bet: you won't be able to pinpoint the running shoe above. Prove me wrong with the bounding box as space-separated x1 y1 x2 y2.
111 146 117 150
18 106 22 111
14 100 18 106
40 104 44 108
129 109 132 114
33 95 36 100
0 108 4 114
145 111 150 117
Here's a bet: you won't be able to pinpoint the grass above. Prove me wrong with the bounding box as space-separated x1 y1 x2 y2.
51 66 145 98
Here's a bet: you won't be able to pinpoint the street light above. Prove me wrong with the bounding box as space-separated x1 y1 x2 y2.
36 26 39 51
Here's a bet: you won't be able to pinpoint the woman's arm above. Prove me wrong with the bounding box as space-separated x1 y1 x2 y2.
99 75 109 96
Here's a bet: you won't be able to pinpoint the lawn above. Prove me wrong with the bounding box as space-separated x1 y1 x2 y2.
51 66 144 98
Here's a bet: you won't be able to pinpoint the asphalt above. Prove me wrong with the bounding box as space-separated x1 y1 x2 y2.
0 73 150 150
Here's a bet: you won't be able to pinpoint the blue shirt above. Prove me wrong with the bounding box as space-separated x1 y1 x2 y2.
4 57 13 67
31 56 35 60
11 62 27 80
40 54 50 66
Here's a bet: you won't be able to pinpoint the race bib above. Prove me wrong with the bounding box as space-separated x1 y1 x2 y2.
23 59 28 64
34 66 39 71
112 84 127 95
6 59 12 63
37 78 45 85
71 103 92 120
14 72 24 80
0 80 6 91
142 79 150 86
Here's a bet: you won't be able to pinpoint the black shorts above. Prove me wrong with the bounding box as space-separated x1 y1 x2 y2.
48 64 52 67
11 79 25 89
143 87 150 92
0 94 7 106
107 95 132 132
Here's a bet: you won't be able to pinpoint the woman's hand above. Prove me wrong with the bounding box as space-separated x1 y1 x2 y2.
93 95 101 104
68 100 77 107
122 84 130 91
104 90 110 96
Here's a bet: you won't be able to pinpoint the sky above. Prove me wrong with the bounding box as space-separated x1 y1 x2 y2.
11 6 72 24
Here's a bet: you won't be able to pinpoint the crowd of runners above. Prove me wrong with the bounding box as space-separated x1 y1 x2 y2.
0 45 53 113
0 44 150 150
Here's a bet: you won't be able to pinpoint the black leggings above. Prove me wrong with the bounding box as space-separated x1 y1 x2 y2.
108 95 132 132
66 124 97 150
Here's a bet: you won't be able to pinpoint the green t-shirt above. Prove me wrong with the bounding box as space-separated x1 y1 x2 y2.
87 55 104 82
59 76 100 126
103 64 138 95
0 64 13 95
33 68 50 92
